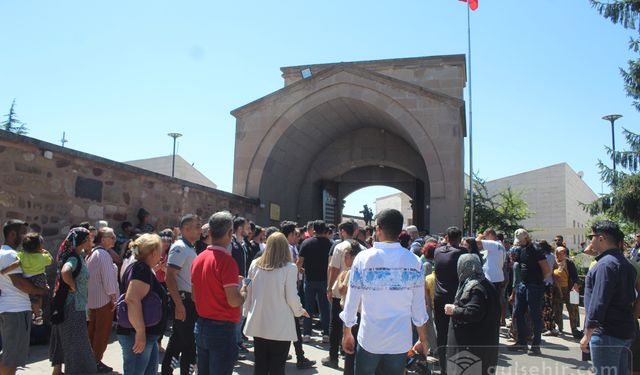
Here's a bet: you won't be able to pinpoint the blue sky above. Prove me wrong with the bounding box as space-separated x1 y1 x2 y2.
1 1 637 217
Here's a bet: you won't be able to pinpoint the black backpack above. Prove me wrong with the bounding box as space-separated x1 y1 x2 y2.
49 252 82 325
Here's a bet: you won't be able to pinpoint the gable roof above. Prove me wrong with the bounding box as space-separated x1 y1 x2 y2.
231 63 464 118
125 155 217 189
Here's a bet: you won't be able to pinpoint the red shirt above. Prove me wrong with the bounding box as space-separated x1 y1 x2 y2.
191 245 240 323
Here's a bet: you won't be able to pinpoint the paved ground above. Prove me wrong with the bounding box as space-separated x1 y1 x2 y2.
19 311 591 374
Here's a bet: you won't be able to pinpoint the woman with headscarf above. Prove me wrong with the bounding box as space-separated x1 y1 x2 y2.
50 227 98 374
444 253 500 375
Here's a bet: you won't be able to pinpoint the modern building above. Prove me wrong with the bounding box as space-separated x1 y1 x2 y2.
375 192 414 227
125 155 217 189
484 163 597 250
376 163 598 250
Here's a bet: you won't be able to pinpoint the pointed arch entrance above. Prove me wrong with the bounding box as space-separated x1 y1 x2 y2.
232 56 467 233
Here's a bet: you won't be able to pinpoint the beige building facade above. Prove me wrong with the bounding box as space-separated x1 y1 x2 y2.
231 55 468 233
485 163 598 250
375 192 414 227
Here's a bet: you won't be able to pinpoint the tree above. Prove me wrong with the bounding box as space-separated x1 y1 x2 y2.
586 1 640 229
464 174 532 235
590 1 640 110
1 99 28 135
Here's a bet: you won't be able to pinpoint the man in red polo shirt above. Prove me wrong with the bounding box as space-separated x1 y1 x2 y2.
192 211 247 375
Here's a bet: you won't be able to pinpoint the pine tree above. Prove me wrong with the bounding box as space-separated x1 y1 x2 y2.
586 128 640 227
587 1 640 228
591 0 640 110
1 99 28 135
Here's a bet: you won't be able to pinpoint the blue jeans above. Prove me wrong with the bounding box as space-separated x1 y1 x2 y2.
236 316 246 345
303 280 330 335
590 334 633 375
194 318 238 375
514 282 544 346
355 344 405 375
118 333 160 375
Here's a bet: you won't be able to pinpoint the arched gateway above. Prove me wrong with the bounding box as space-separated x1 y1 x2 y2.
231 55 467 234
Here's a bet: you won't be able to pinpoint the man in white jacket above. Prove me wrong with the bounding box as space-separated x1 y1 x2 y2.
340 209 429 375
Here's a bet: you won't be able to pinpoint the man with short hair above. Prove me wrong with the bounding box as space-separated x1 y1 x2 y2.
0 220 48 375
580 220 637 375
341 209 429 374
230 216 250 353
433 226 466 373
162 214 201 375
280 221 316 369
406 225 424 256
553 235 565 248
192 212 247 375
508 228 551 355
323 221 360 369
297 220 332 342
477 228 506 326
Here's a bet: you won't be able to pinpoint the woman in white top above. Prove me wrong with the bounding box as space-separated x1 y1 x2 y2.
243 232 309 375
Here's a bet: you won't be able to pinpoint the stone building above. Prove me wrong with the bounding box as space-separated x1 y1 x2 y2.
375 192 414 227
0 130 258 251
231 55 468 233
484 163 598 250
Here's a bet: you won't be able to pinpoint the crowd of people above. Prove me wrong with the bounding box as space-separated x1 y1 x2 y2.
0 207 638 375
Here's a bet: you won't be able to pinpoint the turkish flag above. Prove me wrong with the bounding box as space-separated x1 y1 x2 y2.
459 0 478 10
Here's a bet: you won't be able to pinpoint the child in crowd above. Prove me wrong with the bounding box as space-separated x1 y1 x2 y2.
1 233 52 324
338 240 362 308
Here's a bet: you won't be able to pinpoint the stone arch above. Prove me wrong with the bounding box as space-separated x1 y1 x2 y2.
232 58 466 233
244 81 447 200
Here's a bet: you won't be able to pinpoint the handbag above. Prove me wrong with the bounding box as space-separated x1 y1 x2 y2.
116 263 162 328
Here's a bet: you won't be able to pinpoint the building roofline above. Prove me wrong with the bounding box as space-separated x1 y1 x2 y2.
0 129 255 203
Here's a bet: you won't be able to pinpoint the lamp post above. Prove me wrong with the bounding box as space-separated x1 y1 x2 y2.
167 132 182 178
602 114 622 185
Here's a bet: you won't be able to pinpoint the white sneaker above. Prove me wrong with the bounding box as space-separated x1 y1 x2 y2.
302 335 311 342
322 335 330 343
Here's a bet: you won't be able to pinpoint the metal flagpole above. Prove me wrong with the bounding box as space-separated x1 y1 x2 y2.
467 2 475 235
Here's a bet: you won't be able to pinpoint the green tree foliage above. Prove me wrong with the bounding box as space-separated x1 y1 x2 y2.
464 175 532 236
591 0 640 110
587 1 640 229
1 99 28 135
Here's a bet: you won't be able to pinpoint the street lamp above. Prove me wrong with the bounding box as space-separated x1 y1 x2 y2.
602 114 622 184
167 132 182 178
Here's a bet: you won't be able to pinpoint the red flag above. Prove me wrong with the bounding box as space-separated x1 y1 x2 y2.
459 0 478 10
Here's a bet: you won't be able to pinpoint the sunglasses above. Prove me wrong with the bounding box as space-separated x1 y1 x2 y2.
587 233 602 240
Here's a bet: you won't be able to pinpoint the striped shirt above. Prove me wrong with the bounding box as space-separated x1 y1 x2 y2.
87 246 119 309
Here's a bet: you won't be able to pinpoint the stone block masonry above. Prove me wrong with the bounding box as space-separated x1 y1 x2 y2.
0 130 259 253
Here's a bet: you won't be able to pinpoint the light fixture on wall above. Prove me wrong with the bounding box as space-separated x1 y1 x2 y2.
300 68 312 79
43 150 53 160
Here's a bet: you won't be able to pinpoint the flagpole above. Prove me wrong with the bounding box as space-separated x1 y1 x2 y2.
467 2 475 235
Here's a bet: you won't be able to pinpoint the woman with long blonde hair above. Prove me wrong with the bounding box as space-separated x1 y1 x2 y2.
243 232 309 374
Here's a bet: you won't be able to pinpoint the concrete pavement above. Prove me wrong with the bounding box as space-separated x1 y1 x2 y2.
19 312 592 374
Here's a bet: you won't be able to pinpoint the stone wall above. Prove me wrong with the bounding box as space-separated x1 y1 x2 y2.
0 130 259 251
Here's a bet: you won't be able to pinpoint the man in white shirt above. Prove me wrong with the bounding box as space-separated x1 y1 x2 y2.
477 228 506 285
323 221 361 369
162 214 201 375
0 220 48 375
341 209 429 374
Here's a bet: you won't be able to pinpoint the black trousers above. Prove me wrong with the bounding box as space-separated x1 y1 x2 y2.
162 293 197 375
293 316 305 360
254 337 291 375
434 293 454 375
329 298 344 360
343 315 360 375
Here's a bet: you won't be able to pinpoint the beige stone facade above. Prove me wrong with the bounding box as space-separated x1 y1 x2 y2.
485 163 598 250
375 192 415 227
232 55 467 233
0 130 258 251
